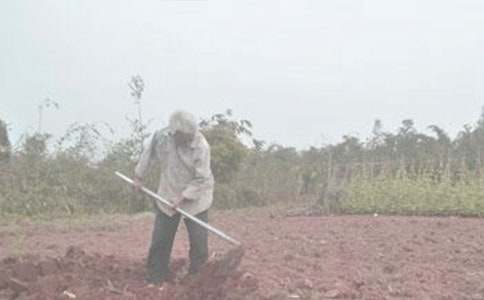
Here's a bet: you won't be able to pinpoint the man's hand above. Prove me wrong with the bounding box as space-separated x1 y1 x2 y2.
133 176 143 192
172 195 183 209
170 195 186 213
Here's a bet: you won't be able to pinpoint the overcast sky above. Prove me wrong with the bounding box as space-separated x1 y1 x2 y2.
1 0 483 149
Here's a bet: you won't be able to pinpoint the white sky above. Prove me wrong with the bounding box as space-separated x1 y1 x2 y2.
1 0 483 148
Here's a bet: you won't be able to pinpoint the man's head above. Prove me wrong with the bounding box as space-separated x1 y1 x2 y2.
169 110 198 147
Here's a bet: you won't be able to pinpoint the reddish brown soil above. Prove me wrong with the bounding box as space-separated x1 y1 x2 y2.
1 209 484 299
0 245 249 300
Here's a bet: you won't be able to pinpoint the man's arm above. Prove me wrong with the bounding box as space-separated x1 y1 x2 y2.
181 142 214 201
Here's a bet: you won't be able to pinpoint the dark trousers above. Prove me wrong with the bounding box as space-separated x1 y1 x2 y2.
146 208 209 284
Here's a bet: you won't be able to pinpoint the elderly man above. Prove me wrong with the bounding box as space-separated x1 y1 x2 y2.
133 110 214 285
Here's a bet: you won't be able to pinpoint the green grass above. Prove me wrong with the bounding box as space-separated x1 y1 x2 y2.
342 174 484 217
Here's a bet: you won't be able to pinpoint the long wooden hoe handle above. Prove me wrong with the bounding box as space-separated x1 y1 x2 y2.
115 171 241 246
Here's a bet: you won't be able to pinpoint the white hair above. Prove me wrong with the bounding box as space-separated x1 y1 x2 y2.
169 110 198 135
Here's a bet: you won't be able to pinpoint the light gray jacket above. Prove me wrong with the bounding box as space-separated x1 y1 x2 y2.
135 128 214 216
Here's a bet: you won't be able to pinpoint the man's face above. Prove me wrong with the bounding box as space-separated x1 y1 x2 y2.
173 131 194 147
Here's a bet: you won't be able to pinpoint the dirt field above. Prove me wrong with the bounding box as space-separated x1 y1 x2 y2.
1 208 484 299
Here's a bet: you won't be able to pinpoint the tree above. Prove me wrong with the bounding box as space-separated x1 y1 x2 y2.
128 75 145 126
21 133 50 157
127 75 148 158
427 125 451 165
455 125 480 171
395 119 419 162
369 119 384 149
299 147 323 195
332 135 363 163
0 119 11 162
200 110 251 184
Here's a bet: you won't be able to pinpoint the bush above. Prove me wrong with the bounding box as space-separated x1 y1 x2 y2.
341 172 484 217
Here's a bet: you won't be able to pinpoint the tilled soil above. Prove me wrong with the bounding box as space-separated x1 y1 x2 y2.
0 245 251 300
1 209 484 299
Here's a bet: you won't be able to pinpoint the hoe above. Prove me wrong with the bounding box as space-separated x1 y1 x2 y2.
115 171 244 283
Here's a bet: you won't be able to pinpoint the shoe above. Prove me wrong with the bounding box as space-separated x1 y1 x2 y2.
145 276 162 287
146 282 167 291
161 272 176 283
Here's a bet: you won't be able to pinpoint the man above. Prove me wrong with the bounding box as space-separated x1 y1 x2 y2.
133 110 214 285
